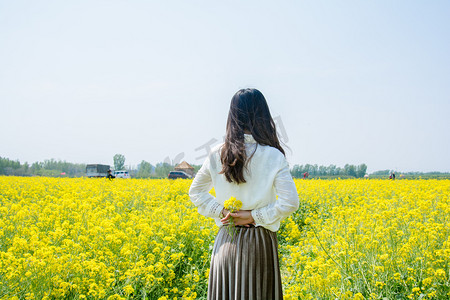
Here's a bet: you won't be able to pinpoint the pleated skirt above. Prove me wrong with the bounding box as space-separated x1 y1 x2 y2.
208 225 283 300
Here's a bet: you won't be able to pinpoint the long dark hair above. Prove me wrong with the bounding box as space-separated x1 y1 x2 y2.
219 88 285 184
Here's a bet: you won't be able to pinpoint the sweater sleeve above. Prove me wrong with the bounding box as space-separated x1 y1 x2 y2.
189 153 224 219
251 158 299 227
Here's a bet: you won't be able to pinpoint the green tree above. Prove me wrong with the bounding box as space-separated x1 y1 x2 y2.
344 164 357 177
191 164 202 174
114 154 126 171
372 170 391 175
0 157 21 175
328 164 337 176
356 164 368 178
154 162 174 178
136 160 154 178
319 165 327 176
291 165 301 177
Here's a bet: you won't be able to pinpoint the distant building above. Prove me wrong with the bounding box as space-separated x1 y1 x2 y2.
174 161 195 177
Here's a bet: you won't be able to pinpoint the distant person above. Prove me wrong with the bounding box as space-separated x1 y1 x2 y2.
107 170 115 180
303 172 309 179
392 172 396 180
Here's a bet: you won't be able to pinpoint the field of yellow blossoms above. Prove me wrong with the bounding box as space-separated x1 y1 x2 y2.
0 177 449 299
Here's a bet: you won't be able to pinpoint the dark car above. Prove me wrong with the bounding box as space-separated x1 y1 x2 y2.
168 171 191 179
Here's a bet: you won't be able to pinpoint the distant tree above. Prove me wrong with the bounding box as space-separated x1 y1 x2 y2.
371 170 391 175
356 164 368 178
31 162 42 175
290 163 367 178
154 162 174 178
0 157 21 175
37 159 85 176
136 160 154 178
304 164 312 175
291 165 301 177
312 164 318 176
344 164 357 177
328 164 337 176
114 154 126 171
191 164 202 174
319 165 327 176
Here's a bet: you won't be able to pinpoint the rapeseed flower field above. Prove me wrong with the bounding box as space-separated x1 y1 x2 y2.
0 177 449 299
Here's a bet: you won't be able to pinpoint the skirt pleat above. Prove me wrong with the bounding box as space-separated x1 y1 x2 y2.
208 225 283 300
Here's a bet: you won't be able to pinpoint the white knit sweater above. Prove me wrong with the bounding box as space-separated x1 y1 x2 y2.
189 134 299 232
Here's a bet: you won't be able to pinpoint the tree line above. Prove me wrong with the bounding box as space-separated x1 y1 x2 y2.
114 154 201 178
0 157 86 177
0 156 202 178
2 155 448 179
134 161 201 178
291 163 368 178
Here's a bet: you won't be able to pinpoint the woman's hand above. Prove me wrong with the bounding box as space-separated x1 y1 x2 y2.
221 209 256 227
221 208 230 219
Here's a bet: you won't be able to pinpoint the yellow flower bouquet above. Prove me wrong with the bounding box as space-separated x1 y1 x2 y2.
223 196 243 240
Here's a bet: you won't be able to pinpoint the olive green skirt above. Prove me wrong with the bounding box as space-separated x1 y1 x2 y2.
208 225 283 300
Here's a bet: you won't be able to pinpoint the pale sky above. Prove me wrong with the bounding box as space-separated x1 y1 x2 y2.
1 0 449 173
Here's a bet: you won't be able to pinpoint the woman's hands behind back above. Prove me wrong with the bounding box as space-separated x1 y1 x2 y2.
221 209 255 227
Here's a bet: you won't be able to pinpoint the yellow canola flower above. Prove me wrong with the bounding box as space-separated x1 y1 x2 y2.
223 196 243 239
0 177 215 300
0 177 449 299
224 196 243 213
123 284 134 295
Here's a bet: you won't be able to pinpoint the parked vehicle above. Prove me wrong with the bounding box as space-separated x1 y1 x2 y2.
86 164 111 178
115 170 131 179
168 171 191 179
